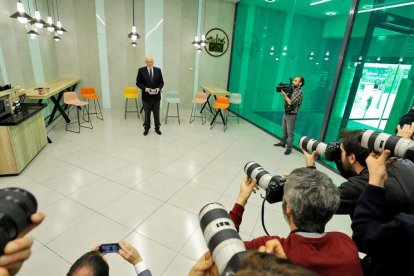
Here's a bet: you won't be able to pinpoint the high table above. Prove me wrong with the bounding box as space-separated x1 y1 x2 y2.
200 85 230 114
25 78 81 126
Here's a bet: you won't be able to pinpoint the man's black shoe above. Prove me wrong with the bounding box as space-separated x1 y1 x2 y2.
284 149 292 155
155 129 162 135
274 142 286 147
143 130 149 136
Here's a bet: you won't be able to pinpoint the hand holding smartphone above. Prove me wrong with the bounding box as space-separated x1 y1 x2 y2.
99 243 120 253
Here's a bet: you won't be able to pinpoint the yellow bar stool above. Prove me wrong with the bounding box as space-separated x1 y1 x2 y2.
124 86 140 119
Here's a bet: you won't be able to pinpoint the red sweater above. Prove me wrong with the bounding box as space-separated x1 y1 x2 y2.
229 203 362 276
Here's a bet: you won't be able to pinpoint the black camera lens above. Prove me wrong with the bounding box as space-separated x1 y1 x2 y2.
0 188 37 254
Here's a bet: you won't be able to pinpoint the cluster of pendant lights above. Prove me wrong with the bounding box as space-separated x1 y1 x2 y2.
128 0 140 48
10 0 67 41
191 0 208 52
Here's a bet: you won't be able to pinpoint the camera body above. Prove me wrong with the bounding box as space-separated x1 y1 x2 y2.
199 203 247 275
0 188 37 254
360 130 414 161
244 162 285 204
300 136 341 162
276 78 293 94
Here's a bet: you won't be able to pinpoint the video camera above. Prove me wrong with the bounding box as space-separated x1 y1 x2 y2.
276 78 293 94
244 161 285 204
0 188 37 254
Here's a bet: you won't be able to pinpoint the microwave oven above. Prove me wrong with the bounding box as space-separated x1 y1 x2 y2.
0 95 11 119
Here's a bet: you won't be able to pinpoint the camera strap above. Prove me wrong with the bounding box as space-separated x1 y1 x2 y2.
260 196 271 236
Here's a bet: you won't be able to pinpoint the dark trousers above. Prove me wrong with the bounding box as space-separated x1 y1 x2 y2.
281 114 297 150
143 100 160 130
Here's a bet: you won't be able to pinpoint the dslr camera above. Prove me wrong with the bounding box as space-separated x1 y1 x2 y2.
276 78 293 94
300 136 341 162
360 130 414 161
0 188 37 254
199 203 247 275
244 161 285 204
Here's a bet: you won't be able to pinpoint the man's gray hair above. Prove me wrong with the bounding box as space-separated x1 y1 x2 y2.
283 167 340 232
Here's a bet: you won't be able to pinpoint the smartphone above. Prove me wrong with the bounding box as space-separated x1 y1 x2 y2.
98 243 120 253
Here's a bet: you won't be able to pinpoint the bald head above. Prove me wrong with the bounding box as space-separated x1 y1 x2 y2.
145 56 154 68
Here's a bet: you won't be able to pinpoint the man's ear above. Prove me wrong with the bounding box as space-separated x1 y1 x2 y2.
347 153 357 165
285 202 293 215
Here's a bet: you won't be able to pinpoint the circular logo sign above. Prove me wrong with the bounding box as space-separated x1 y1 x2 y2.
205 28 229 57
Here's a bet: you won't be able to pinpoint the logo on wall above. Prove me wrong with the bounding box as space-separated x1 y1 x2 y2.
205 28 229 57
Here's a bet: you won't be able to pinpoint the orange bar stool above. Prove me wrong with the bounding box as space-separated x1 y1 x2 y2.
80 86 103 121
123 86 140 119
63 92 93 133
210 96 230 132
227 93 242 123
189 92 207 125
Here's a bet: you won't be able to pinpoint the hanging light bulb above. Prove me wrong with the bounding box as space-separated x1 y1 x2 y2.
192 35 201 48
309 51 314 60
200 34 207 47
53 32 61 41
282 45 287 56
324 51 330 61
54 0 67 34
30 0 46 29
131 41 137 47
46 16 55 32
127 0 140 45
27 28 39 39
196 45 202 53
10 1 33 24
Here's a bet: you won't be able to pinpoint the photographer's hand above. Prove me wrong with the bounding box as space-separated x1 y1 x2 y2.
366 150 393 188
396 123 414 140
236 177 258 207
189 251 218 276
0 236 33 276
281 91 292 105
118 240 142 265
258 239 287 259
19 212 45 237
302 149 318 167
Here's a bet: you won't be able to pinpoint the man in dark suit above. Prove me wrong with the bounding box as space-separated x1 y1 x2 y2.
136 56 164 136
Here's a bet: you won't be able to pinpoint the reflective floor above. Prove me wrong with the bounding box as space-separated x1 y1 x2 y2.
0 108 351 275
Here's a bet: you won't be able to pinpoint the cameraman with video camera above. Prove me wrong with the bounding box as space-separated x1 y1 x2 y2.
274 76 304 155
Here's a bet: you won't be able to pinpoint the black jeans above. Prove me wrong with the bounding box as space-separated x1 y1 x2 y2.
142 100 160 130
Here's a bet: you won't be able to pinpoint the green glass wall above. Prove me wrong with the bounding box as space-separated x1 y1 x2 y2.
229 0 414 169
228 0 351 144
325 0 414 144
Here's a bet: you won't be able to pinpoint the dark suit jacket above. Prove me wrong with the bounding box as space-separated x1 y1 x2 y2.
136 66 164 102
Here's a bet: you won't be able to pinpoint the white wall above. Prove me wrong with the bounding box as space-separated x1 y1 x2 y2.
0 0 236 109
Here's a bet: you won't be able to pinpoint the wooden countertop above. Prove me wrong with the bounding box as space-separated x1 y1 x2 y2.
25 78 81 99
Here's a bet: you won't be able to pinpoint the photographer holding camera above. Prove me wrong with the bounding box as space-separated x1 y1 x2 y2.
274 76 304 155
227 171 362 275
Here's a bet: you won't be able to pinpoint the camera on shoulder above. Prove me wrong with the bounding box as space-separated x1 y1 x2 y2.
276 77 293 94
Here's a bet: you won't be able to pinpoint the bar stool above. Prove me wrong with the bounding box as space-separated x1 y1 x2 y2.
123 86 140 119
189 92 207 125
227 93 242 123
64 92 93 133
81 86 103 121
165 91 180 124
210 96 230 132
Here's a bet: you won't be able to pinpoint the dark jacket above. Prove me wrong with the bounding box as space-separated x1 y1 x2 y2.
136 66 164 102
352 185 414 276
336 159 414 219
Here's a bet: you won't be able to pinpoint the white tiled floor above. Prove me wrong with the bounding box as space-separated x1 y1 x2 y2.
0 108 351 275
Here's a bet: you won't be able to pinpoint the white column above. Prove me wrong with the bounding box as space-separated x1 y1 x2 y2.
0 43 9 84
95 0 111 108
145 0 163 70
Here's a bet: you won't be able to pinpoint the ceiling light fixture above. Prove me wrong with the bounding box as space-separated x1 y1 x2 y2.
358 1 414 13
310 0 331 6
192 0 208 52
46 0 57 32
128 0 140 45
54 0 67 35
53 32 61 41
30 0 46 29
10 0 33 24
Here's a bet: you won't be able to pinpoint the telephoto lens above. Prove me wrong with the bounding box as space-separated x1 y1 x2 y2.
199 203 247 275
0 188 37 254
244 162 285 203
300 136 341 162
360 130 414 161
